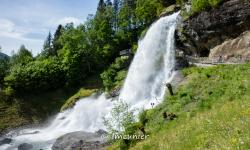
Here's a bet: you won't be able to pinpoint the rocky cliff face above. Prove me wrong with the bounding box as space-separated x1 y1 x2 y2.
176 0 250 56
209 30 250 58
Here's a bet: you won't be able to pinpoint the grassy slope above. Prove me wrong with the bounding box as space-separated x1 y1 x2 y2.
125 63 250 150
60 88 97 111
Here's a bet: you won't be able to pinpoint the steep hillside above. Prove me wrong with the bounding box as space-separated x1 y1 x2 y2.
131 63 250 150
109 63 250 150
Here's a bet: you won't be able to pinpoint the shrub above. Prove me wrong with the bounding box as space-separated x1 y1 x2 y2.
191 0 210 13
191 0 222 13
101 56 129 91
4 58 65 93
103 100 135 137
208 0 222 7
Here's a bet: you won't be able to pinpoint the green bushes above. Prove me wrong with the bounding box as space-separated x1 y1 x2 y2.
191 0 222 13
103 100 135 136
4 58 65 93
136 0 164 26
101 56 129 91
208 0 223 7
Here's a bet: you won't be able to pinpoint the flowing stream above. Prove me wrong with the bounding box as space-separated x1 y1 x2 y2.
0 12 180 150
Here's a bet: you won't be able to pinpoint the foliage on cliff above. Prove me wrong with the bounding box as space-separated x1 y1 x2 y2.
60 88 96 111
101 56 129 91
191 0 223 13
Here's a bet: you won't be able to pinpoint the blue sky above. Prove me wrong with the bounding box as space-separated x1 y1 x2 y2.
0 0 99 56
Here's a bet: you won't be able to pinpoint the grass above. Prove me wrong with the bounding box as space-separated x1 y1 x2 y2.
60 88 97 111
109 63 250 150
178 0 225 20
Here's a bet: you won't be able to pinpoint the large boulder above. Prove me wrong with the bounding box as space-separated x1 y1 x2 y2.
176 0 250 56
209 31 250 59
52 131 108 150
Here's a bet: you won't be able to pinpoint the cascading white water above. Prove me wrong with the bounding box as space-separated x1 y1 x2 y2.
119 12 178 109
0 12 179 150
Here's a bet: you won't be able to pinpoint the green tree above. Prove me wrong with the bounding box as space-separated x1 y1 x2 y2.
135 0 163 27
10 45 33 66
5 57 65 93
52 25 64 56
113 0 120 30
41 32 53 57
105 0 112 6
85 2 117 68
98 0 106 13
58 25 93 85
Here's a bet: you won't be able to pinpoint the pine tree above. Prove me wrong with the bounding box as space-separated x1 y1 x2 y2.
105 0 112 6
97 0 106 13
52 25 63 56
42 32 53 57
113 0 121 31
10 45 33 66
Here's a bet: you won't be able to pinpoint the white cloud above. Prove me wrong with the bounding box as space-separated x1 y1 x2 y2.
0 19 15 31
0 19 23 39
0 19 44 56
57 17 82 26
0 18 42 41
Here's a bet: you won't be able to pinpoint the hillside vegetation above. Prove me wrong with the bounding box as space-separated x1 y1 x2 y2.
109 63 250 149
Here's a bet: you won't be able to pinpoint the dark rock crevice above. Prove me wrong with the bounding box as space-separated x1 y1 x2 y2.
176 0 250 56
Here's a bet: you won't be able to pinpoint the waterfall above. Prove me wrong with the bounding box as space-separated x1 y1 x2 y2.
119 12 179 108
0 12 180 150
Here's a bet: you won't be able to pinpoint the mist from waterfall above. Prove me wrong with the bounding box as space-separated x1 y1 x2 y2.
0 12 180 150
